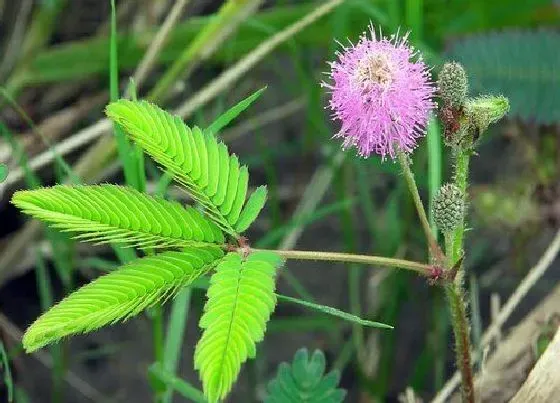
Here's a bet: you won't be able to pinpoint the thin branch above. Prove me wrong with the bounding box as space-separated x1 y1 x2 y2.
396 150 443 259
251 248 432 275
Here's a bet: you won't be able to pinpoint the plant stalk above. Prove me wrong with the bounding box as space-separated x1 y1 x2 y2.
152 305 165 364
452 150 470 263
396 150 443 259
444 284 474 403
446 147 475 403
252 248 432 275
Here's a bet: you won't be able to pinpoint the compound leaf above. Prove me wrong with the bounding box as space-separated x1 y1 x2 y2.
23 246 223 352
194 251 284 402
106 100 267 236
12 184 224 248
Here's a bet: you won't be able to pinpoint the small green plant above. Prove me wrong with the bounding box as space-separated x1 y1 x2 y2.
265 348 346 403
12 25 510 403
13 97 398 402
12 99 280 402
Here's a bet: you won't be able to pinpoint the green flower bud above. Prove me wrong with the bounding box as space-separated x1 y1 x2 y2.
465 95 510 134
433 184 465 233
437 62 468 107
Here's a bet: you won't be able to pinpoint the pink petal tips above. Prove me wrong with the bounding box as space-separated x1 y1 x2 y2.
322 26 436 160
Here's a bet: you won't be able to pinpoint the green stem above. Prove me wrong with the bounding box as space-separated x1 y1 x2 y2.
396 150 442 259
444 285 474 403
444 233 454 266
452 150 470 262
446 147 475 403
152 305 164 364
252 248 432 275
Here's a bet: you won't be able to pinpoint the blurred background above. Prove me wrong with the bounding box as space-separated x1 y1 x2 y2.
0 0 558 402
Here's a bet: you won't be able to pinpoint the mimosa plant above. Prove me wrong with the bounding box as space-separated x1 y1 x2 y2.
12 25 508 403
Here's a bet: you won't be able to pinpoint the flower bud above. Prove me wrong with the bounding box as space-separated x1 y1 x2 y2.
437 62 468 108
465 95 510 133
433 184 465 233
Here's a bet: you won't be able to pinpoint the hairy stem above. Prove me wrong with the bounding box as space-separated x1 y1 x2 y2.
446 147 474 403
444 233 454 266
452 150 470 262
444 284 474 403
396 150 443 259
252 248 432 275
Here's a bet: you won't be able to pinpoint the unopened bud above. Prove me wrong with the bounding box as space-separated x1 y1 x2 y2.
433 184 465 233
465 95 510 133
437 62 468 107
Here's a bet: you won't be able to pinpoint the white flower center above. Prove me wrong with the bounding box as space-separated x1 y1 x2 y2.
354 52 393 90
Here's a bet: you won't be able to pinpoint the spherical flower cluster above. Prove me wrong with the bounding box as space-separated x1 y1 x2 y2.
433 183 465 233
323 26 436 159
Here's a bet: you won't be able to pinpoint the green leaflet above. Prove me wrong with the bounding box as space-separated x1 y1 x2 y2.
194 251 284 402
265 348 346 403
235 185 267 233
23 246 224 352
106 100 266 237
12 184 224 248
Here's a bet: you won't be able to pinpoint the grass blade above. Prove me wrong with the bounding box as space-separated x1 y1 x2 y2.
0 340 13 402
160 288 192 403
109 0 138 190
276 294 393 329
34 249 64 403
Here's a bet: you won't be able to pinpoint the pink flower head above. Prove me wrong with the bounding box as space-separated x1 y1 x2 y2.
323 26 435 159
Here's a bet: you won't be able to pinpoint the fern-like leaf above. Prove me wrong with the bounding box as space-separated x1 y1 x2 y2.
23 246 223 352
447 30 560 124
194 251 284 402
265 348 346 403
106 100 266 237
12 184 224 248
